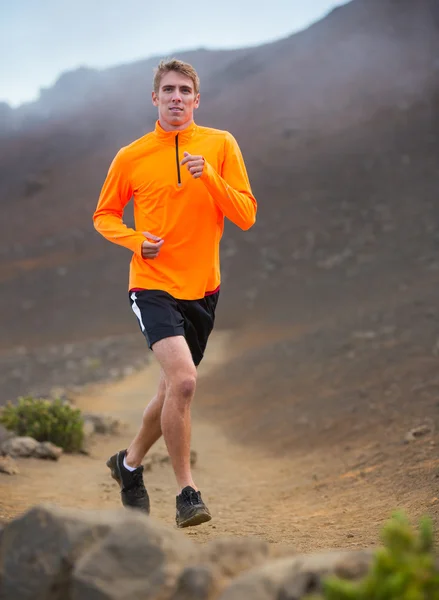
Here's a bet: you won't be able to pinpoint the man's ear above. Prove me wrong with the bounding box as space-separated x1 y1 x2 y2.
194 93 200 109
152 91 158 106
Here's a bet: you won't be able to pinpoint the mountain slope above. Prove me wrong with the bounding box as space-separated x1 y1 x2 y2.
0 0 438 352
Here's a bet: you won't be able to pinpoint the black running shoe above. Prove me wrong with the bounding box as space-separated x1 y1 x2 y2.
176 486 212 528
106 449 150 514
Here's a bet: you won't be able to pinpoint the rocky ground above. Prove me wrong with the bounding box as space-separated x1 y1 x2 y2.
1 330 438 547
0 330 438 599
0 503 375 600
0 332 148 407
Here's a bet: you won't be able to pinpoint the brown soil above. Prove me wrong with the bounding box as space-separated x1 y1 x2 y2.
1 0 438 558
1 331 438 552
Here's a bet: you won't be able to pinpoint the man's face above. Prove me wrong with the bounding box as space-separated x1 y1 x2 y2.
152 71 200 131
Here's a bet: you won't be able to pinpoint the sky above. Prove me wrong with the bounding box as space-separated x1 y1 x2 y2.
0 0 350 107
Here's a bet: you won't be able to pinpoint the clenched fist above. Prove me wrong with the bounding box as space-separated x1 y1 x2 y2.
141 231 164 259
181 151 205 179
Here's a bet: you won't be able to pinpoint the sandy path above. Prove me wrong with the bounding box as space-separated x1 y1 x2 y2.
0 333 290 547
1 331 438 552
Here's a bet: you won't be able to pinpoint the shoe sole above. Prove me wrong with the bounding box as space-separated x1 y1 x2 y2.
106 454 122 488
177 510 212 528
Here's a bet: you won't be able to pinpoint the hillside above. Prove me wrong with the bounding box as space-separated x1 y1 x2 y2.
0 0 438 418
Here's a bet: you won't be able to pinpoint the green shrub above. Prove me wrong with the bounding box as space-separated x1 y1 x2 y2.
0 396 84 452
307 512 439 600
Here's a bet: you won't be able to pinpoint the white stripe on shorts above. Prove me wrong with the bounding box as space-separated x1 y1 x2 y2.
130 292 145 332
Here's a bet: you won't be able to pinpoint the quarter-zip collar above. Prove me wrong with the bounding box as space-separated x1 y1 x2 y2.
154 120 197 146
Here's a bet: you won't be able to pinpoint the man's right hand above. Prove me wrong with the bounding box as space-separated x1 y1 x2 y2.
141 231 164 259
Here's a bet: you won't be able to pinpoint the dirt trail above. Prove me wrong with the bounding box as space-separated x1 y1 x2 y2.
0 332 286 546
1 331 438 552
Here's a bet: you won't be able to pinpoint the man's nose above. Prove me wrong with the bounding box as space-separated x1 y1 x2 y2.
171 90 182 102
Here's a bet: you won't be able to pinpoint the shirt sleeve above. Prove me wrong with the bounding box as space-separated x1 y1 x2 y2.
200 132 257 230
93 149 145 256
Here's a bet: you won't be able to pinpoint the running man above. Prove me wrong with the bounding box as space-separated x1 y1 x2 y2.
93 58 257 527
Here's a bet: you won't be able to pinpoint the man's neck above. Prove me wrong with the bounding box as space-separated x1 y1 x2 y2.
158 119 194 133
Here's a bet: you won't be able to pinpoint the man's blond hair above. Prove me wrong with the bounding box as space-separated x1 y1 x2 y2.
153 59 200 95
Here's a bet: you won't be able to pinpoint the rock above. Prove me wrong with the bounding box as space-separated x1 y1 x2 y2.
109 368 121 379
80 419 95 455
49 387 70 402
82 419 95 438
143 449 197 471
82 413 121 435
1 436 39 458
82 356 102 370
404 424 432 443
123 366 135 377
170 537 275 599
278 571 321 599
79 444 92 456
219 550 373 600
334 552 372 579
170 565 218 600
0 504 114 599
0 424 13 447
0 504 196 600
1 438 62 461
203 537 271 581
33 441 63 461
71 512 196 600
0 455 19 475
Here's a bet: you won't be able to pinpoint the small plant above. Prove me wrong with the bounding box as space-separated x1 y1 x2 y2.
0 396 84 452
307 512 439 599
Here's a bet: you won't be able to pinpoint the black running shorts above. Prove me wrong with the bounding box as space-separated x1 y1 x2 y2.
129 289 219 366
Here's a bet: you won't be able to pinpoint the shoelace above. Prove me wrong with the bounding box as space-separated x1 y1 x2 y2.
127 470 146 496
182 489 201 506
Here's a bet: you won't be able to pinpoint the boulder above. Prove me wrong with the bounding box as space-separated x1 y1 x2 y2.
0 504 196 600
0 455 19 475
1 436 39 457
1 437 63 460
219 549 373 600
170 565 218 600
82 413 121 435
0 424 13 447
72 515 195 599
202 537 271 581
33 441 63 461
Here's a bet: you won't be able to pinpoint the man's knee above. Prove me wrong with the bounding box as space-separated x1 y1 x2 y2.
169 371 197 402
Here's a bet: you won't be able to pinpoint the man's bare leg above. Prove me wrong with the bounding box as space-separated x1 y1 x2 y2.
151 335 197 492
124 369 167 468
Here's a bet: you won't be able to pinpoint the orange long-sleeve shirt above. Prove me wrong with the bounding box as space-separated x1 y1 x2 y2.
93 120 257 299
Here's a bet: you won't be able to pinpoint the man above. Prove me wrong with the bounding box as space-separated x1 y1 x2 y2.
93 58 257 528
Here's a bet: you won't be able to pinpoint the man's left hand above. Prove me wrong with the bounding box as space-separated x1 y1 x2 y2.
181 152 205 179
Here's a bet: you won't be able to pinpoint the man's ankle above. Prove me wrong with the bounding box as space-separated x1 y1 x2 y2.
124 452 141 471
179 483 198 494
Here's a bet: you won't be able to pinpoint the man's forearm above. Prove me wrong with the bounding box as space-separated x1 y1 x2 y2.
200 161 257 230
93 212 145 256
